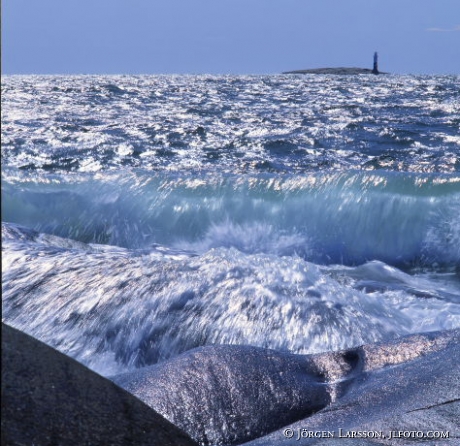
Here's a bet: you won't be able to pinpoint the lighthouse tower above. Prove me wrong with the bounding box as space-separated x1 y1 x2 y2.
372 52 379 75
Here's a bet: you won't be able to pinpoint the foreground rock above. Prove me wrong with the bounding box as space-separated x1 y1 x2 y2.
3 320 458 446
114 345 347 445
114 330 459 446
245 330 460 445
1 323 197 446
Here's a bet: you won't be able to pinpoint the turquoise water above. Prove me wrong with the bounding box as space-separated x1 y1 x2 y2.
2 74 459 375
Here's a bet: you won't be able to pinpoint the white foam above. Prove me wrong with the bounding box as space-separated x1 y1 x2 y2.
3 227 459 376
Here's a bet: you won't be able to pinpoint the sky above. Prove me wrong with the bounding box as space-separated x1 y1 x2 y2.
2 0 459 75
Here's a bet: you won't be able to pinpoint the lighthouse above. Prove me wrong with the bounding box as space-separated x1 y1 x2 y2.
372 52 379 75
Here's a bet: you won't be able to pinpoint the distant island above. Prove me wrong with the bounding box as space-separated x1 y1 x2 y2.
284 52 386 75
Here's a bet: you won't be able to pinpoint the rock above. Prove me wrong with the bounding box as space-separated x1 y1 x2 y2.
283 67 379 75
283 53 387 75
1 323 197 446
113 330 459 446
4 320 457 446
114 345 346 445
244 330 460 445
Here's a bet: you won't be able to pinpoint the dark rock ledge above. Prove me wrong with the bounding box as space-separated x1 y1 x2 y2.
283 67 385 75
1 323 197 446
113 330 460 446
2 321 459 446
284 52 388 75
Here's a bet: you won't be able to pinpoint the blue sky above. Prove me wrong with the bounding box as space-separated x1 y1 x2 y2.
2 0 459 75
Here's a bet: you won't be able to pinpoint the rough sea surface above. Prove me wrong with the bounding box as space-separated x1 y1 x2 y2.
2 74 460 377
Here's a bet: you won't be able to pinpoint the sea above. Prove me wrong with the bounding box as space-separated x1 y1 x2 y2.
2 74 460 377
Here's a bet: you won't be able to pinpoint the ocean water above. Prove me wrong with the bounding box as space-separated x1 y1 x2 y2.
2 74 460 376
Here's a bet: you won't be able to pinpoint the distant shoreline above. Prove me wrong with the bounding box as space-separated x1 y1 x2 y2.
283 67 387 75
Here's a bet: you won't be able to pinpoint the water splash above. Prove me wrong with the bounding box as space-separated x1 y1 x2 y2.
3 223 459 376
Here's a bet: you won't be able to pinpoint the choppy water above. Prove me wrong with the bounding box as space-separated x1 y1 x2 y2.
2 74 460 376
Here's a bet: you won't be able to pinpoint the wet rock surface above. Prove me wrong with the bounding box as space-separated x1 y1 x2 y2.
245 330 460 445
114 330 459 446
3 322 458 446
